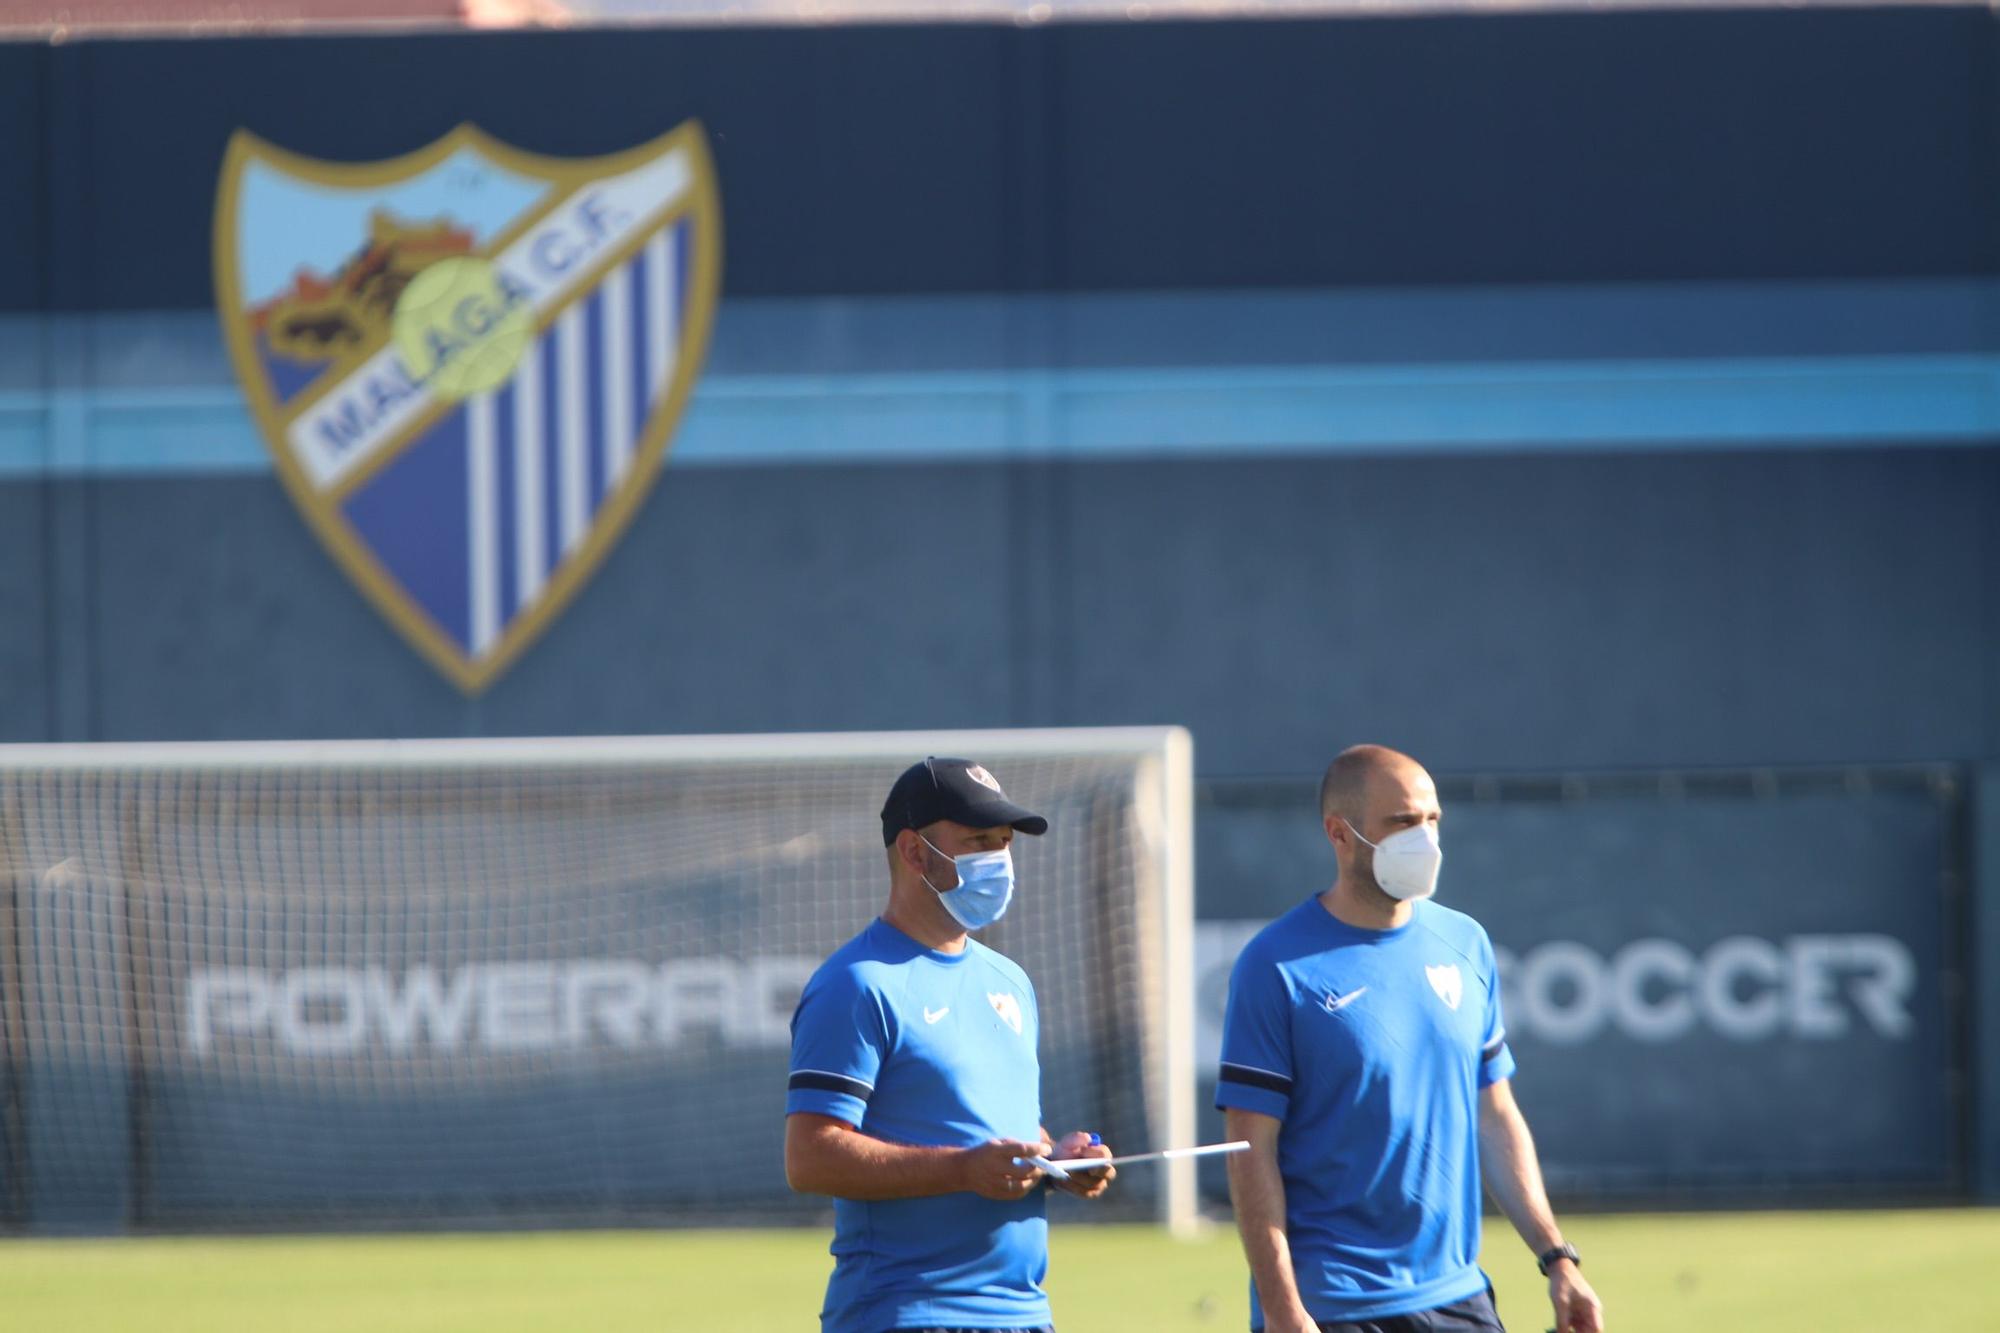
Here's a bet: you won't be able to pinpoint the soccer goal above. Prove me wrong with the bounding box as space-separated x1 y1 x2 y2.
0 728 1196 1234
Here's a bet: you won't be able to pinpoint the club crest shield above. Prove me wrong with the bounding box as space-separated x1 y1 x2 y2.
987 990 1024 1035
1426 963 1463 1011
213 122 722 691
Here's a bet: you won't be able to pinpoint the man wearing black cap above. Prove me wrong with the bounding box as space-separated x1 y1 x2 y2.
785 757 1116 1333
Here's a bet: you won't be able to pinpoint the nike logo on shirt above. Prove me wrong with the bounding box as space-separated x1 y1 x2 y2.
924 1006 949 1024
1323 987 1367 1013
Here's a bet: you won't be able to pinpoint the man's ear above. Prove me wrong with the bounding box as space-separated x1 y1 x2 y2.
894 828 924 873
1323 812 1347 850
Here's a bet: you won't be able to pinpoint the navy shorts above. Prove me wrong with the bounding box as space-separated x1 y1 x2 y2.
1306 1287 1506 1333
889 1327 1056 1333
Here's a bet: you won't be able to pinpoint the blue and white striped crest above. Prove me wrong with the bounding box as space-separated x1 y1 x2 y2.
213 123 722 691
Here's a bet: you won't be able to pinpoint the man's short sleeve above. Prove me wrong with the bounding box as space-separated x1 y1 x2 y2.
1477 934 1516 1088
1215 942 1295 1120
787 967 890 1125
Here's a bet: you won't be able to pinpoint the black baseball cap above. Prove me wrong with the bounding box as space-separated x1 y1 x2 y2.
881 757 1050 846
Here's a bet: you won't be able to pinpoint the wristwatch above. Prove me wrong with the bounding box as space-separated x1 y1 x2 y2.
1536 1243 1581 1276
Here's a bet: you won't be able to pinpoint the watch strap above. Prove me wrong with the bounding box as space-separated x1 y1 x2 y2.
1536 1242 1581 1276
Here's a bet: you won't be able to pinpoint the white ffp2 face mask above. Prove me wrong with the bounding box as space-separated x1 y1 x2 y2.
1344 819 1442 901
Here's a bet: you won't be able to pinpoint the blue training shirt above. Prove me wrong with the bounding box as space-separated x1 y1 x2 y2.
1215 896 1516 1328
787 917 1049 1333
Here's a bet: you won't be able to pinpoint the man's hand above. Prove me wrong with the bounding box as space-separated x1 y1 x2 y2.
956 1138 1049 1202
1045 1130 1116 1200
1548 1260 1604 1333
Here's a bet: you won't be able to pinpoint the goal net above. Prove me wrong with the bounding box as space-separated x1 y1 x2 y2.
0 729 1195 1233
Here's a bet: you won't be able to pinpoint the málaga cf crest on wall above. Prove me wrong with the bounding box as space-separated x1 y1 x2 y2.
212 123 721 692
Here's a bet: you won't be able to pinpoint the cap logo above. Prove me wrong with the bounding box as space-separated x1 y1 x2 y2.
965 764 1003 794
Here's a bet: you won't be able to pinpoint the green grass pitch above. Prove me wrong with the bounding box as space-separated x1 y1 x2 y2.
5 1209 1995 1331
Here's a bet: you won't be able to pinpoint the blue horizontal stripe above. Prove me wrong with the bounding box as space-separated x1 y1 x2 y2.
1 353 1997 478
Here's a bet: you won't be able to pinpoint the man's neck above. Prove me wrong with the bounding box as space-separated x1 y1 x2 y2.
1319 879 1413 932
882 891 969 953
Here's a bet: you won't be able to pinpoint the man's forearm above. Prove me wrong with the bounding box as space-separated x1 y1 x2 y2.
1224 1111 1314 1329
787 1121 966 1201
1479 1084 1604 1332
1478 1092 1564 1253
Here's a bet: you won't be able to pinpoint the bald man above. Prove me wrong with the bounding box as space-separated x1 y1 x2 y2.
1217 746 1603 1333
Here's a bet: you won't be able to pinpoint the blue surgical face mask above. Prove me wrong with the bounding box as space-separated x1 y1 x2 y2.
919 834 1016 930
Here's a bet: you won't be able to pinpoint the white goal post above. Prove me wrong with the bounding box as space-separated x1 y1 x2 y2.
0 727 1198 1234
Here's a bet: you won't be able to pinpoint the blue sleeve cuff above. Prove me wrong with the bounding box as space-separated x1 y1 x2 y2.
1214 1084 1289 1119
786 1069 873 1125
1478 1043 1517 1088
786 1090 867 1125
1214 1061 1291 1120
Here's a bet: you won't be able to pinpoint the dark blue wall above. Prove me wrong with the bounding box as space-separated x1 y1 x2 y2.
11 446 1989 777
5 7 1996 316
2 9 1991 763
1 8 1993 758
0 45 39 313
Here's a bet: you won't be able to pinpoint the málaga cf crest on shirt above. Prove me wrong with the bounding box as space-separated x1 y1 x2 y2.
1426 963 1463 1011
213 122 722 691
987 991 1024 1035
